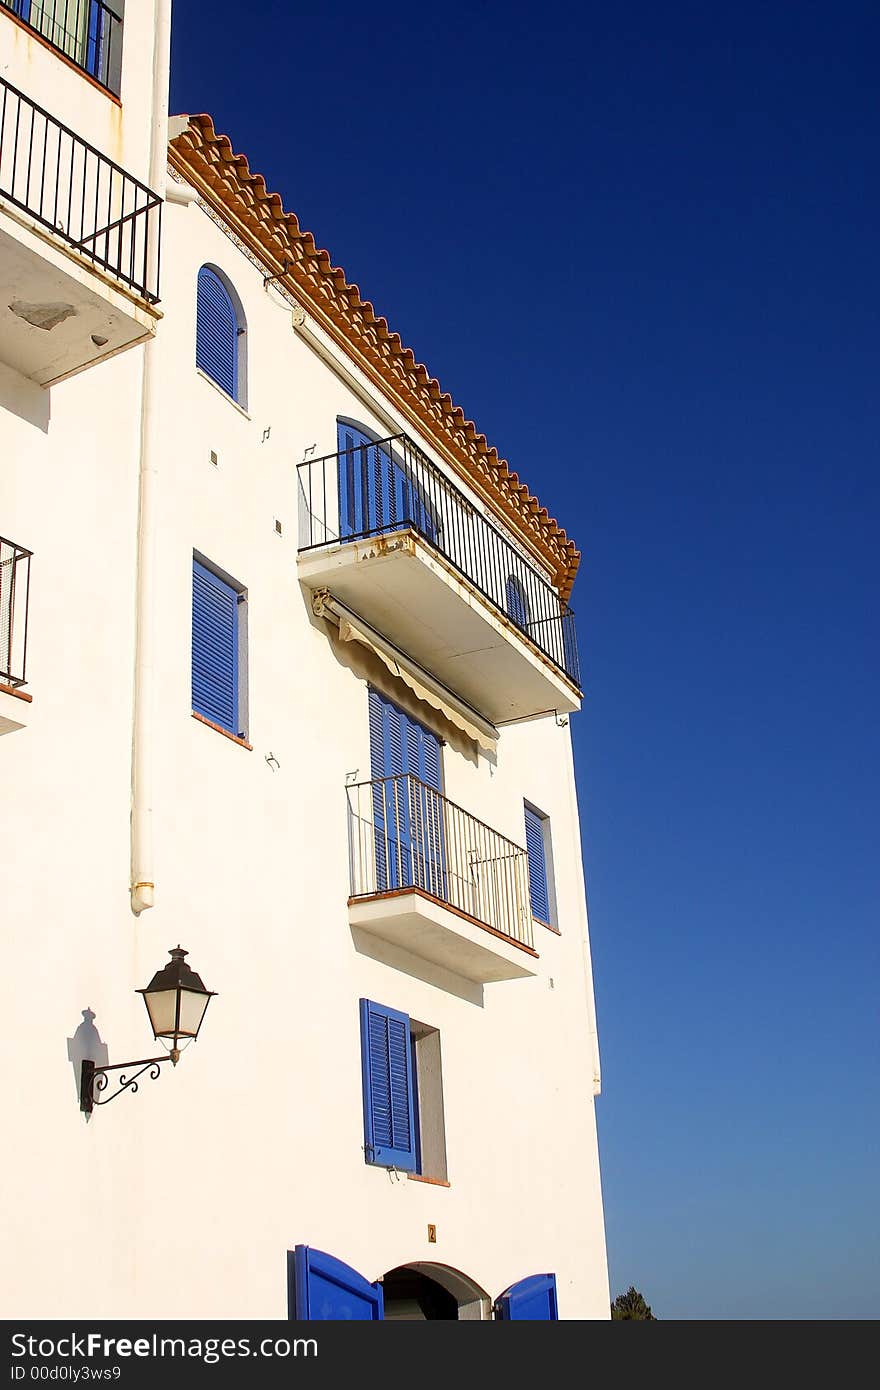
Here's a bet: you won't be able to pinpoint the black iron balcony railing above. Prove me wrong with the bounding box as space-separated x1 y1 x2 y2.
298 432 581 688
347 774 534 951
1 0 123 96
0 536 32 689
0 76 161 302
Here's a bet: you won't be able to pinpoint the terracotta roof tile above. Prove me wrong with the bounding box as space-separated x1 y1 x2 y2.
168 114 581 599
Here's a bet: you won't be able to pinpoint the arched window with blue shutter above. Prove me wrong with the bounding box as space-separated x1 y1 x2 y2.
196 266 244 403
505 574 531 632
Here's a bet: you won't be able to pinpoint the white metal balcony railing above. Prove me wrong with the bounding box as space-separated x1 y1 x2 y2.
347 774 534 952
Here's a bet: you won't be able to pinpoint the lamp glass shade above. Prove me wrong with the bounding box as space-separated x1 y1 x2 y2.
177 987 212 1038
138 946 216 1044
143 988 179 1038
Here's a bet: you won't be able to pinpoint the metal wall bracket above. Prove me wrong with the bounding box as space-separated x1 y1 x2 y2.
80 1055 171 1115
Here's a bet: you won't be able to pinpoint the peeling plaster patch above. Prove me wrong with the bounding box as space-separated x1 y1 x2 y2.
9 300 77 331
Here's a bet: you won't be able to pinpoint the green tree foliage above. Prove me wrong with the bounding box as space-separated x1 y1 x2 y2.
611 1286 656 1320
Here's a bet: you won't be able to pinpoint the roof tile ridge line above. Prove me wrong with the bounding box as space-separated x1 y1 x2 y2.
168 122 581 594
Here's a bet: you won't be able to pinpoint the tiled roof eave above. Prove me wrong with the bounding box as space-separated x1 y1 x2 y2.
168 115 581 601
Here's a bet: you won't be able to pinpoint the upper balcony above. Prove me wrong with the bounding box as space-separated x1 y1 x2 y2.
347 774 538 983
1 1 124 97
0 534 32 734
0 75 161 385
297 432 581 725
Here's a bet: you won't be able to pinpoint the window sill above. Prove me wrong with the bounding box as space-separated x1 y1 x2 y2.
196 368 251 418
0 683 32 704
536 918 561 935
407 1173 450 1188
192 711 252 750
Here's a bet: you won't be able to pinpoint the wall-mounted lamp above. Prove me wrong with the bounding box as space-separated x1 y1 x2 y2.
80 947 217 1114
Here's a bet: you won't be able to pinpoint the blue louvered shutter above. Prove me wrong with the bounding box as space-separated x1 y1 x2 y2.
359 999 417 1172
196 267 238 399
496 1273 559 1320
524 804 550 923
192 560 239 735
337 422 437 543
369 688 405 890
406 713 444 897
289 1247 384 1321
369 691 445 894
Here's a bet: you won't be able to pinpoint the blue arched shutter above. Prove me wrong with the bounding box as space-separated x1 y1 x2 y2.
360 999 417 1172
192 560 238 734
196 267 238 399
524 804 550 923
496 1273 559 1320
506 575 530 631
289 1247 384 1320
337 423 437 543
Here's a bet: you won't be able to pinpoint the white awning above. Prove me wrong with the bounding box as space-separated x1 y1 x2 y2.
312 590 498 752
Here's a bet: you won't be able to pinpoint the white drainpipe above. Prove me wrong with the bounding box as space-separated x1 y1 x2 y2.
130 0 172 916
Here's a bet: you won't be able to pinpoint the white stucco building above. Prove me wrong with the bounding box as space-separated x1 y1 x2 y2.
0 1 609 1320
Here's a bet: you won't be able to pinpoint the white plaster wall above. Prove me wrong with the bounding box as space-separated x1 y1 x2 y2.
0 175 609 1320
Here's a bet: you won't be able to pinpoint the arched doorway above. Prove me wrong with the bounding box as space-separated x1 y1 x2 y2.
381 1262 490 1320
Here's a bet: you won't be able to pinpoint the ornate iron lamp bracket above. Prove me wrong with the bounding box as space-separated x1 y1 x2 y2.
80 1055 171 1114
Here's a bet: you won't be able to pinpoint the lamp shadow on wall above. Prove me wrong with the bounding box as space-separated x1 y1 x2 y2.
66 1008 109 1122
0 361 50 433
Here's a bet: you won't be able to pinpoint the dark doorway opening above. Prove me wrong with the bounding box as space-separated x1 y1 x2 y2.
382 1266 459 1320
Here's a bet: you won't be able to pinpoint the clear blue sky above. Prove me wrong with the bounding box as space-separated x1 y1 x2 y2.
170 2 879 1319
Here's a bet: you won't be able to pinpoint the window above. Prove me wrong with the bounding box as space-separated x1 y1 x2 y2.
196 265 246 405
192 557 247 740
505 574 531 632
2 2 123 93
524 802 555 926
360 999 447 1180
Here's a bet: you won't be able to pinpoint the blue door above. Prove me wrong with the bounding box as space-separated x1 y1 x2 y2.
289 1247 384 1320
369 690 445 897
496 1273 559 1320
337 423 436 543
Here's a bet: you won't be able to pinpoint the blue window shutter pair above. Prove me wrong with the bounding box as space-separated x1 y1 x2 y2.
368 689 442 791
196 267 239 399
360 999 418 1173
368 690 444 894
524 804 550 923
192 560 239 735
337 422 437 543
288 1248 558 1320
